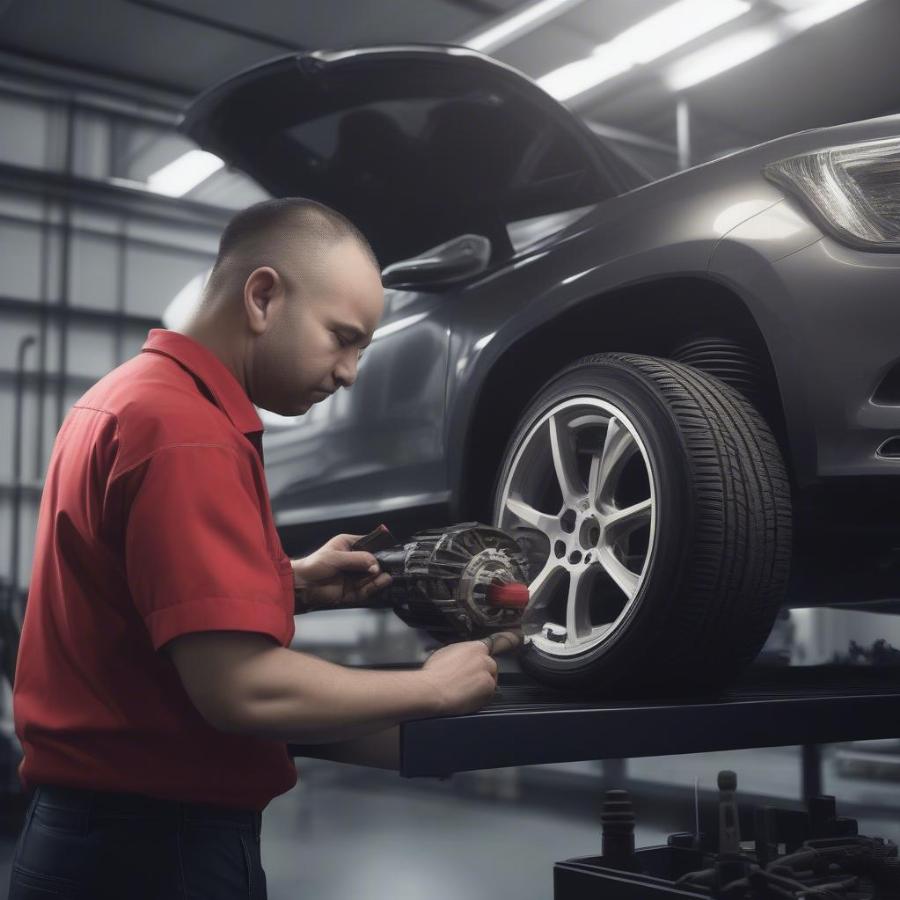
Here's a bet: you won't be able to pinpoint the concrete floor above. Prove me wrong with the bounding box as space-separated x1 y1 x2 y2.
0 760 669 900
4 743 900 900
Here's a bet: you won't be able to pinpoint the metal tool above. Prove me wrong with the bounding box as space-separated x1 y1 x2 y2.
350 521 531 642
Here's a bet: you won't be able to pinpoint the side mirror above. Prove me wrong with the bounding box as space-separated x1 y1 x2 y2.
381 234 492 289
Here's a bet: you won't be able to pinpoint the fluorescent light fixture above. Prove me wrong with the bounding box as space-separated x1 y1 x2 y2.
783 0 869 29
609 0 751 64
146 149 224 197
666 27 781 90
665 0 872 90
538 0 750 101
463 0 583 53
770 0 827 8
538 51 633 101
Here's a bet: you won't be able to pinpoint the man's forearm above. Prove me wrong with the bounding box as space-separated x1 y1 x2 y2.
228 646 438 744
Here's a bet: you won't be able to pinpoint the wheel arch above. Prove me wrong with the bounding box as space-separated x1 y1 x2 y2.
453 275 794 523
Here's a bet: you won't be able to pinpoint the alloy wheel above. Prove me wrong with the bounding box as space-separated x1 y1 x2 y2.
496 397 657 657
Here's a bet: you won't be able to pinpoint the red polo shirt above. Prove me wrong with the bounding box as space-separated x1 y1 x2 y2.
13 328 298 812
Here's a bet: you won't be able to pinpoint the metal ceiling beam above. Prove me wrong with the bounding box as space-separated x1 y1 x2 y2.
0 70 179 125
0 163 232 229
122 0 304 52
0 45 192 109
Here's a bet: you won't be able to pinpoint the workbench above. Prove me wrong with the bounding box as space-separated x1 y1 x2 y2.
288 664 900 790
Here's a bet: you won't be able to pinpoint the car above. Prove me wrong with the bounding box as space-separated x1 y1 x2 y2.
181 45 900 694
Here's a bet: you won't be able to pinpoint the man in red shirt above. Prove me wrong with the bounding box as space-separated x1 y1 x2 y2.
8 197 519 900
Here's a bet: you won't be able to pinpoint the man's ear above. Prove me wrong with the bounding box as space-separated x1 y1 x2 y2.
244 266 281 333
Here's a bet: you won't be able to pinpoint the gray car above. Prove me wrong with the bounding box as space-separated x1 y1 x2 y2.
182 45 900 693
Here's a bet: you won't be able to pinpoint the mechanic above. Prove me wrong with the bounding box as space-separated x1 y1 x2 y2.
8 196 521 900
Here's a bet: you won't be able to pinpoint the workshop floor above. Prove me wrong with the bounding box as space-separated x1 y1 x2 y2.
3 745 900 899
250 758 678 900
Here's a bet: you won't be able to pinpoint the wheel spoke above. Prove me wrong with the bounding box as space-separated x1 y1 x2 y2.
526 557 561 608
499 395 656 656
605 498 652 538
590 417 638 509
596 545 640 600
565 568 593 642
548 413 582 503
505 496 558 534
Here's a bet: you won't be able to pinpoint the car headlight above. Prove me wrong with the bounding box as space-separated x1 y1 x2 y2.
763 136 900 251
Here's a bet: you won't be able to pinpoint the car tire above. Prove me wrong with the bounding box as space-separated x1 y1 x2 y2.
491 352 792 696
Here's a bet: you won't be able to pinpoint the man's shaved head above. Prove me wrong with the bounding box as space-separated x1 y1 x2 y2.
180 196 386 418
203 196 380 305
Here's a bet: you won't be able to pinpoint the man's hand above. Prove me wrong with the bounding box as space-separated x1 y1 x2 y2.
292 532 394 613
420 630 523 717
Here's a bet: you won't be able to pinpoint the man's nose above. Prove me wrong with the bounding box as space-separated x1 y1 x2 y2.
334 357 357 389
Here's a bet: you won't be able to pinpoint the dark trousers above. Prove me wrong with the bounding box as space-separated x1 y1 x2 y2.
7 783 267 899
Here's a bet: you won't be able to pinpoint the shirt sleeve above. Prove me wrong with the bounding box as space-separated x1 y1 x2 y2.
122 443 295 653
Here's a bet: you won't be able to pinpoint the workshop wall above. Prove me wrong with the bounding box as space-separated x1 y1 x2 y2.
0 70 266 599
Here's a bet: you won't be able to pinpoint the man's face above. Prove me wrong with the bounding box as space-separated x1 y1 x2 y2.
253 237 384 417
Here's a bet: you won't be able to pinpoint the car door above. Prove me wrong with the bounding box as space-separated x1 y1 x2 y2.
180 45 630 534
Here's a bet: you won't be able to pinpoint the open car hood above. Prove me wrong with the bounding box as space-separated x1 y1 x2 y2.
180 45 635 268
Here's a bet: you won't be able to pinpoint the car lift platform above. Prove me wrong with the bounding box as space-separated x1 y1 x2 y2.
289 663 900 780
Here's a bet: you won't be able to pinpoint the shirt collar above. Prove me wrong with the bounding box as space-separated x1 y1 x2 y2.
140 328 264 437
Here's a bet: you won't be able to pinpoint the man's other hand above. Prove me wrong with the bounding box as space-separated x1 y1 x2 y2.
291 532 393 612
420 632 522 717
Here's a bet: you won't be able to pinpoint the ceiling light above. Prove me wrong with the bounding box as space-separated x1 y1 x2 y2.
783 0 869 30
146 149 224 197
537 50 634 101
463 0 583 53
666 26 782 90
665 0 872 90
538 0 750 101
610 0 751 64
770 0 828 8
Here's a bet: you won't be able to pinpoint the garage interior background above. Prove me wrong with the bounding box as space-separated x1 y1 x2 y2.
2 1 900 898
